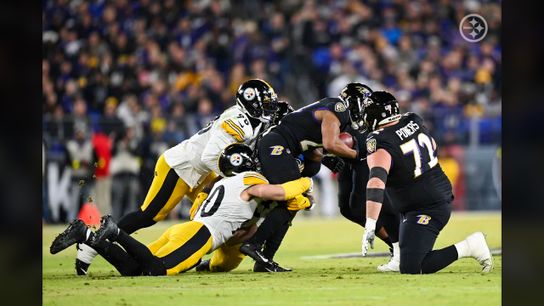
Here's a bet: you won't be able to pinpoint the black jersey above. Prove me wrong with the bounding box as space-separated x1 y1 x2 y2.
366 112 453 212
274 97 351 155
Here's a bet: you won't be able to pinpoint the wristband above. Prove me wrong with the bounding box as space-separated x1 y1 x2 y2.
365 218 377 231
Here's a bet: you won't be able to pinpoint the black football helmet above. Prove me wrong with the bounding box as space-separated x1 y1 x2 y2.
272 100 294 125
236 79 279 123
339 82 373 130
219 143 256 176
361 91 401 131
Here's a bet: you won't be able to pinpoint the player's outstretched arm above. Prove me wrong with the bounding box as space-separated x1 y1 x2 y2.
362 148 392 256
242 177 312 201
318 111 358 159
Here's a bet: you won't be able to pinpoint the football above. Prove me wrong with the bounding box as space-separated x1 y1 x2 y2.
339 132 354 148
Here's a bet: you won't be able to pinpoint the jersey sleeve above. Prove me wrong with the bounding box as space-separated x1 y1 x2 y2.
366 131 395 155
242 171 269 187
201 115 255 176
323 98 351 126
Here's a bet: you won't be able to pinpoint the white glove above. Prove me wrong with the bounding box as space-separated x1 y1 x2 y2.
362 218 377 256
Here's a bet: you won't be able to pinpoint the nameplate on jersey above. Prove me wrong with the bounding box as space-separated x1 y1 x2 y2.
395 120 420 141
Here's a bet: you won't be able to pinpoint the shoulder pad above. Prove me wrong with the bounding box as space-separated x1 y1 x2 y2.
242 171 269 186
221 111 254 142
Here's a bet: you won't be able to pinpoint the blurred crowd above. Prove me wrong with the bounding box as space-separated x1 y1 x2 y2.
42 0 501 222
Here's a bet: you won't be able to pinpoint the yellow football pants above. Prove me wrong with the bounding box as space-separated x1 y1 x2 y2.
147 221 213 276
140 154 216 221
209 243 246 272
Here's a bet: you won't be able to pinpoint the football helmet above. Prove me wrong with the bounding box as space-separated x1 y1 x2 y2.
339 82 373 130
219 143 256 176
361 91 401 131
236 79 279 123
272 100 294 125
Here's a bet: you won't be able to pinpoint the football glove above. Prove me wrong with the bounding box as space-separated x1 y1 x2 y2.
361 218 377 256
321 154 345 173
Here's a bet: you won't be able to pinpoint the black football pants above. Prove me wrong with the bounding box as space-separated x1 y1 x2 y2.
399 202 459 274
337 159 400 244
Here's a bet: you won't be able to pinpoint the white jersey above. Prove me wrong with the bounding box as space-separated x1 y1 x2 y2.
193 171 268 250
163 106 264 188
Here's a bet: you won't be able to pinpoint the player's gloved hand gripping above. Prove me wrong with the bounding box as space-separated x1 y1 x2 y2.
361 218 376 256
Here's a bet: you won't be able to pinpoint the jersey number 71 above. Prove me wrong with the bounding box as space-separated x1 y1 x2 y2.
400 133 438 178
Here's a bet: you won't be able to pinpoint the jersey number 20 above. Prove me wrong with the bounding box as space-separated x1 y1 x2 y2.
400 133 438 178
200 185 225 217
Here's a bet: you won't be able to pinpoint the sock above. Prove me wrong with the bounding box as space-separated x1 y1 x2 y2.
262 222 290 260
392 242 400 260
117 210 156 234
115 230 166 275
421 245 459 274
247 206 291 247
77 243 98 264
91 238 142 276
454 240 470 258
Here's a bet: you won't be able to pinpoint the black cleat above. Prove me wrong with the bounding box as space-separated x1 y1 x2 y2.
253 260 293 272
195 259 211 272
90 215 119 246
75 257 90 276
240 242 269 264
50 219 88 254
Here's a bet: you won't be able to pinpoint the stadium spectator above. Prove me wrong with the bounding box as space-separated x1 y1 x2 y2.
43 0 501 220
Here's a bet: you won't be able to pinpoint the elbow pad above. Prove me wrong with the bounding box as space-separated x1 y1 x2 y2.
280 177 312 200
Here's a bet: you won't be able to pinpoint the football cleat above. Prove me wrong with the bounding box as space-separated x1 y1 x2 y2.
195 259 211 272
75 257 90 276
240 242 269 264
465 232 493 273
90 215 120 246
253 261 292 272
377 256 400 272
50 219 88 254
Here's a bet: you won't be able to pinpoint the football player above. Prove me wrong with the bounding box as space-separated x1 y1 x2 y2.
330 125 401 272
360 91 493 274
50 144 313 276
239 82 371 270
75 79 280 275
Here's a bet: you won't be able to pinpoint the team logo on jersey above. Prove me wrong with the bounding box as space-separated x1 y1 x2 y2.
229 153 243 166
335 102 347 112
270 145 284 156
366 138 377 154
243 87 256 101
416 215 431 225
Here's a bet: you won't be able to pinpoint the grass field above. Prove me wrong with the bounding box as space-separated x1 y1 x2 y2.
43 212 501 306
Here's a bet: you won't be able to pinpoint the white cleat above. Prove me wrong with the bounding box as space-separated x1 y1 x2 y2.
466 232 493 273
377 257 400 272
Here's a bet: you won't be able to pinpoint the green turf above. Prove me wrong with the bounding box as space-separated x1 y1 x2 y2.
43 212 501 306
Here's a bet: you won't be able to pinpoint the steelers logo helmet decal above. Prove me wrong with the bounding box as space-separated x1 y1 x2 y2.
229 153 243 166
335 102 347 112
243 87 256 101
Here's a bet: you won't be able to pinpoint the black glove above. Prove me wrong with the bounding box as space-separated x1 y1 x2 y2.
321 155 345 173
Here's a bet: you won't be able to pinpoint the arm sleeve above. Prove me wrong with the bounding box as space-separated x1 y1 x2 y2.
201 118 253 176
324 99 350 125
